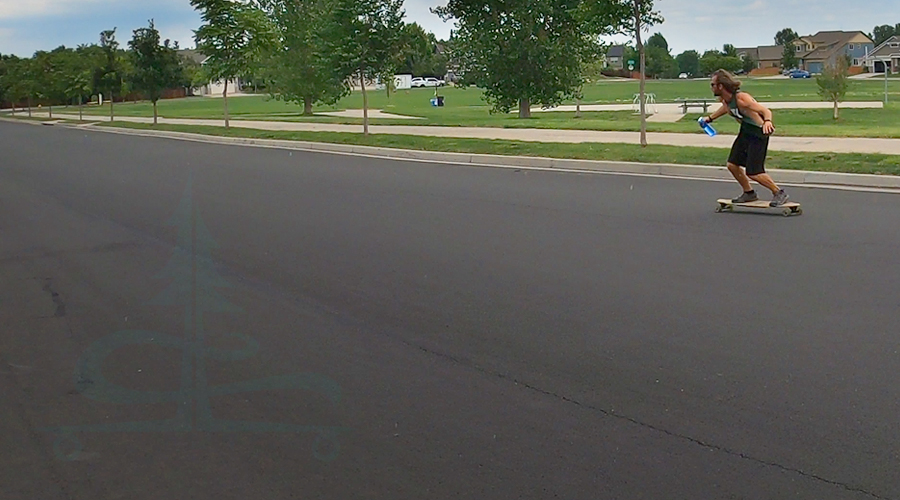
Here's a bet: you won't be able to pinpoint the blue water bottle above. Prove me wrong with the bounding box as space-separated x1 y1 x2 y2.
699 117 717 137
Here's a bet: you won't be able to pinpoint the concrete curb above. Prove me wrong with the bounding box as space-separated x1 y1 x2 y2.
5 117 900 191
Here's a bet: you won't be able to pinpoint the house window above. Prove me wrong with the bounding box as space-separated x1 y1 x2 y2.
853 59 859 66
891 43 900 48
849 44 854 50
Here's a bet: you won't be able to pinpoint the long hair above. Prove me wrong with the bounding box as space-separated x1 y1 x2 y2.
713 69 742 93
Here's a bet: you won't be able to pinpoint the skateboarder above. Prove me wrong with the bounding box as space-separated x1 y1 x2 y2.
701 69 789 207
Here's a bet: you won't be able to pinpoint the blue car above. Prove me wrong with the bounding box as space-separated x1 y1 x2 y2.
789 70 811 79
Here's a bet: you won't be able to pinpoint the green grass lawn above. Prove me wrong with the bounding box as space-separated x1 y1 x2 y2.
95 121 900 176
53 77 900 137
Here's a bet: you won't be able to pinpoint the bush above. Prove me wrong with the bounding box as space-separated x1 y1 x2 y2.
601 68 633 78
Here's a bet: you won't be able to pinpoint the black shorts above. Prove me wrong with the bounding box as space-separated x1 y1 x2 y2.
728 131 769 175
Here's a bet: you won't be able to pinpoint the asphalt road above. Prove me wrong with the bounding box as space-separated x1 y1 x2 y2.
2 121 899 500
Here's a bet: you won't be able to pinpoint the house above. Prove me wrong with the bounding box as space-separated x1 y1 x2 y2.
735 47 759 68
753 45 784 69
863 35 900 74
791 31 874 73
177 49 246 97
606 45 625 70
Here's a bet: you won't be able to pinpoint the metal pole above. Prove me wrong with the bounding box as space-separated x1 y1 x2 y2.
886 59 889 104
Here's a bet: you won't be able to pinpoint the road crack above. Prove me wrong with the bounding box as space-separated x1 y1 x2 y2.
402 339 894 500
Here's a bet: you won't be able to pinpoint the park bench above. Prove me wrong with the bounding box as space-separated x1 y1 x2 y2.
675 98 716 114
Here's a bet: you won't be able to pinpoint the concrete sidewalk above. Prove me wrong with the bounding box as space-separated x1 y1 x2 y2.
25 112 900 155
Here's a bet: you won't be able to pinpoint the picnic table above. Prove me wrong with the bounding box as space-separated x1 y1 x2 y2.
675 98 717 114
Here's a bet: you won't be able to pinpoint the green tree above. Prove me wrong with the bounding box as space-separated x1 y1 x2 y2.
817 56 849 120
742 53 757 73
191 0 278 128
699 50 722 76
63 65 93 121
326 0 405 134
645 32 676 78
645 46 677 78
775 28 800 70
434 0 647 119
396 23 447 77
781 43 799 70
257 0 347 115
775 28 799 47
129 20 186 125
34 48 72 117
624 0 663 146
75 43 107 99
646 32 668 51
675 50 700 76
0 54 8 109
95 29 123 121
10 58 40 117
722 44 738 58
49 45 94 120
871 25 897 46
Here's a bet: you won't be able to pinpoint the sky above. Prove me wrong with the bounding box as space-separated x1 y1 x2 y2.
0 0 896 57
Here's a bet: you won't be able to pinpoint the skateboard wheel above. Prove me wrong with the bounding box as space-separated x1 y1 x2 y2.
782 208 792 217
796 208 803 215
715 205 723 213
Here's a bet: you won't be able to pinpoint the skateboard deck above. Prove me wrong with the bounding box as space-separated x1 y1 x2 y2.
716 198 802 217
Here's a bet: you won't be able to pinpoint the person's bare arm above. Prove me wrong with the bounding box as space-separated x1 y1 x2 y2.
737 93 775 134
703 103 729 123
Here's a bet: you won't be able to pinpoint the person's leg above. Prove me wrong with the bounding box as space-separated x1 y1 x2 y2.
728 162 753 192
745 134 789 206
748 172 779 194
727 134 754 192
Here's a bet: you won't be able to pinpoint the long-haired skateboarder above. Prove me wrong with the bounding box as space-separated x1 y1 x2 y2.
701 69 789 207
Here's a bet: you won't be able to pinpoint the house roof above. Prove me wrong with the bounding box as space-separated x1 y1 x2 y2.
869 35 900 58
796 31 874 62
800 43 842 62
806 31 856 45
178 49 208 65
756 45 783 61
607 45 625 58
736 47 758 60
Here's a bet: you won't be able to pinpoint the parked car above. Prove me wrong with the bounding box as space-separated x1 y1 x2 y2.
411 77 445 88
678 73 689 79
789 69 811 79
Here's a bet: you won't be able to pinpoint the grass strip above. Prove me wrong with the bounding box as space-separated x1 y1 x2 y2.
93 121 900 176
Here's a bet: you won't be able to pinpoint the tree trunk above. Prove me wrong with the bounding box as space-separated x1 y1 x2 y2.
833 100 839 120
223 80 230 129
518 98 531 119
153 100 159 126
49 105 52 119
303 96 313 116
634 0 647 147
110 96 115 123
79 95 83 122
27 97 32 117
576 96 582 118
360 69 369 136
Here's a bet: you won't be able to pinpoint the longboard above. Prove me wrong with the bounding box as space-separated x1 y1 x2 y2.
716 198 802 217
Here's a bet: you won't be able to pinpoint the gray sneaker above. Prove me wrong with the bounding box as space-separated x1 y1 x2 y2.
769 189 789 207
732 190 759 203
